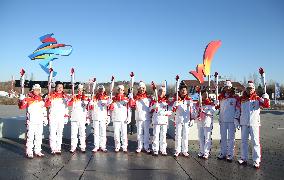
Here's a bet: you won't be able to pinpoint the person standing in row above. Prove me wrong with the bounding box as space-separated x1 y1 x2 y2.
68 84 89 153
196 89 216 159
89 85 112 153
217 80 240 162
109 85 131 152
236 81 270 168
19 84 48 158
45 82 69 154
130 81 152 153
172 81 195 157
151 86 172 156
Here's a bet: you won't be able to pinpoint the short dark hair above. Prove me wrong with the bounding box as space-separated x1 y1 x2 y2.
55 81 64 87
179 81 187 90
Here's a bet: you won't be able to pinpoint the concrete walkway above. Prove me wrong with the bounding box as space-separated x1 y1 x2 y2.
0 106 283 179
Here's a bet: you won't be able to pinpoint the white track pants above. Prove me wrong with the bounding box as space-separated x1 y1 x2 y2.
49 118 64 151
241 125 261 163
175 123 189 153
152 124 167 153
71 121 86 149
93 120 107 149
26 123 43 154
136 120 150 150
219 122 235 156
198 126 212 156
113 121 128 149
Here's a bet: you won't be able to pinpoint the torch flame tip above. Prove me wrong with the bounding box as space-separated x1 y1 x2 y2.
71 68 75 74
20 69 25 76
176 75 180 80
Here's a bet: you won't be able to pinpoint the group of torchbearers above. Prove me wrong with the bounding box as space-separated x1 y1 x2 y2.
17 70 270 169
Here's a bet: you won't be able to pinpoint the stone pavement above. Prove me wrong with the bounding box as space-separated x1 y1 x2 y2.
0 107 283 179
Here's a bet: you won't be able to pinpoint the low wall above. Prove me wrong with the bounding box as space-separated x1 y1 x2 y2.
0 117 92 139
0 116 240 140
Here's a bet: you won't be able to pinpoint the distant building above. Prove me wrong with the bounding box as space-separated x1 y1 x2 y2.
14 80 80 90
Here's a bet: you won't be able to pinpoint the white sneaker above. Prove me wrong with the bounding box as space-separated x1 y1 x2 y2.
115 147 120 152
123 148 128 153
197 152 204 158
70 148 76 153
136 148 142 153
238 159 247 165
161 151 167 156
183 152 189 157
253 161 260 169
174 152 180 157
101 148 108 153
203 154 209 159
81 148 86 153
226 155 233 162
34 152 45 157
153 151 158 156
51 150 57 155
92 148 98 153
26 153 33 159
145 149 151 154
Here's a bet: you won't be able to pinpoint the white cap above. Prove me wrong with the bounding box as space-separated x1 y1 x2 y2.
78 84 84 90
117 85 124 90
224 80 232 88
246 81 255 89
138 81 146 89
97 85 105 91
32 84 41 91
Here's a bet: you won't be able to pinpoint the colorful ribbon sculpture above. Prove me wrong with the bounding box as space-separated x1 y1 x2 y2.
28 33 73 77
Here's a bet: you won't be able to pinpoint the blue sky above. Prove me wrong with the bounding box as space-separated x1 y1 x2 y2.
0 0 283 85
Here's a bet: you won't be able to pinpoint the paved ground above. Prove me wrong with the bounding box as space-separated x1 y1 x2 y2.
0 105 283 179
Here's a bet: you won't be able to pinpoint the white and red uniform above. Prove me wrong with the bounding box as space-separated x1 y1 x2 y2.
196 98 216 157
19 93 47 156
131 92 152 151
151 96 171 154
236 92 270 164
45 92 69 153
217 92 239 158
173 95 195 154
89 92 111 151
109 94 131 151
68 93 89 151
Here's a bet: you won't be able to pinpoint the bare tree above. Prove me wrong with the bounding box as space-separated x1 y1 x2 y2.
243 76 247 85
252 72 259 86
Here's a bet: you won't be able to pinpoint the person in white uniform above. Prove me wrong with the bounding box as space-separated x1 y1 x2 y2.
19 84 48 158
129 81 152 153
196 90 216 159
89 85 111 153
45 82 69 154
109 85 131 152
172 81 195 157
69 84 89 153
236 81 270 168
217 80 240 162
151 86 172 156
